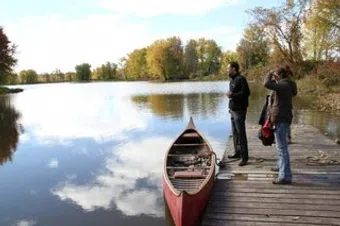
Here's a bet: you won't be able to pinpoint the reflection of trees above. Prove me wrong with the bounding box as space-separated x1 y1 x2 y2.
185 93 221 117
131 93 223 119
0 96 23 165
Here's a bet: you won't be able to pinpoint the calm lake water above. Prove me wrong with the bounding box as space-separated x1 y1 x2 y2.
1 81 339 226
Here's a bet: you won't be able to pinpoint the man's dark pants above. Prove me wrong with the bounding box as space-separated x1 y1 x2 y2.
230 110 248 162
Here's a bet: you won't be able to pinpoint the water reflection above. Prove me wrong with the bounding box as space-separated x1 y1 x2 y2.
0 95 24 165
0 81 339 226
131 93 224 119
12 85 148 144
52 136 172 217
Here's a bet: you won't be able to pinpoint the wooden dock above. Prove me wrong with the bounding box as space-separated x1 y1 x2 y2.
201 124 340 226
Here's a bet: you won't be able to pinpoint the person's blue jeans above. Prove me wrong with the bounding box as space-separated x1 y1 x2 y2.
274 123 292 181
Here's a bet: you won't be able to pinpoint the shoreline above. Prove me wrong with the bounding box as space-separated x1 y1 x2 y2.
0 86 24 95
2 78 339 115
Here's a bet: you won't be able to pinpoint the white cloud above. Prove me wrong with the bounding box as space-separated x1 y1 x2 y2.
98 0 240 17
48 159 59 168
16 220 36 226
6 14 149 73
52 136 171 216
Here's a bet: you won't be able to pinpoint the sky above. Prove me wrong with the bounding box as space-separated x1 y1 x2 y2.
1 0 282 73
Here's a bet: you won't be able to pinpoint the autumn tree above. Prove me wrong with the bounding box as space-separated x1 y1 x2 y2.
0 27 17 84
51 69 64 82
126 48 147 80
304 0 340 61
248 0 307 66
236 24 270 70
65 72 76 81
117 57 128 80
93 62 117 80
146 39 170 80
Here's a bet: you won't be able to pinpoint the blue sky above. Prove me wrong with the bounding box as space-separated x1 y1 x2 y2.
2 0 282 73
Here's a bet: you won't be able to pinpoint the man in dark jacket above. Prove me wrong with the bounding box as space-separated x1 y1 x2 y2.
227 62 251 166
264 67 295 184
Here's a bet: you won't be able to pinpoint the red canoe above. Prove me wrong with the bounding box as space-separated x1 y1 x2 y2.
163 117 216 226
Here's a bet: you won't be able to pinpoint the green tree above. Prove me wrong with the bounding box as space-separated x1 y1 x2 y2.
6 73 19 85
75 63 91 81
236 24 270 70
166 36 183 76
196 38 222 77
19 69 38 84
219 51 237 76
0 27 17 84
183 39 199 77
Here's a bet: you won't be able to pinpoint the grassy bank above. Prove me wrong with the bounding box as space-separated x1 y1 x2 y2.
297 77 340 115
0 86 24 95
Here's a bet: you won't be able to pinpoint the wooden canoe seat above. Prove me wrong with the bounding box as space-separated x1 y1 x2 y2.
174 171 204 178
182 132 200 138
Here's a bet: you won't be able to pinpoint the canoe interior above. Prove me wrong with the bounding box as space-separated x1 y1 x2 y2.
166 129 213 193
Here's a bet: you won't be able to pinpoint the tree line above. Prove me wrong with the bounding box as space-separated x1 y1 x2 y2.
1 0 339 85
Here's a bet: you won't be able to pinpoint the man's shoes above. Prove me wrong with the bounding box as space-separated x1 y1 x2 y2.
238 161 247 166
272 178 292 185
270 167 279 172
228 154 241 159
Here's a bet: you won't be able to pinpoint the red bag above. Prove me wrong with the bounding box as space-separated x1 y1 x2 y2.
262 119 273 138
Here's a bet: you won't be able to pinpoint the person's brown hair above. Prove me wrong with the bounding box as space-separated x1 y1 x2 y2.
276 67 288 79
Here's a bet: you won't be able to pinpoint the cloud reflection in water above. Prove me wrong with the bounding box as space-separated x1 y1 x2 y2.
52 137 172 217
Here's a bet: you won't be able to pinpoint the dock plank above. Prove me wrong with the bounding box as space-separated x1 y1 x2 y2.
201 124 340 226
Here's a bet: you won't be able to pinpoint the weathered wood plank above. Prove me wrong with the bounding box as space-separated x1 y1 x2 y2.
208 201 340 212
202 219 325 226
207 207 340 218
202 213 340 225
212 181 340 188
211 187 340 195
201 124 340 225
210 196 340 205
212 192 340 200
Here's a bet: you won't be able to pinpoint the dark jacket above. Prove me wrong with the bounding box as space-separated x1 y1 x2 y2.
264 74 296 124
258 95 270 126
229 73 250 111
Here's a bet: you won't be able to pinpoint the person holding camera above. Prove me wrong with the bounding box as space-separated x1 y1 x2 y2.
264 67 295 184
